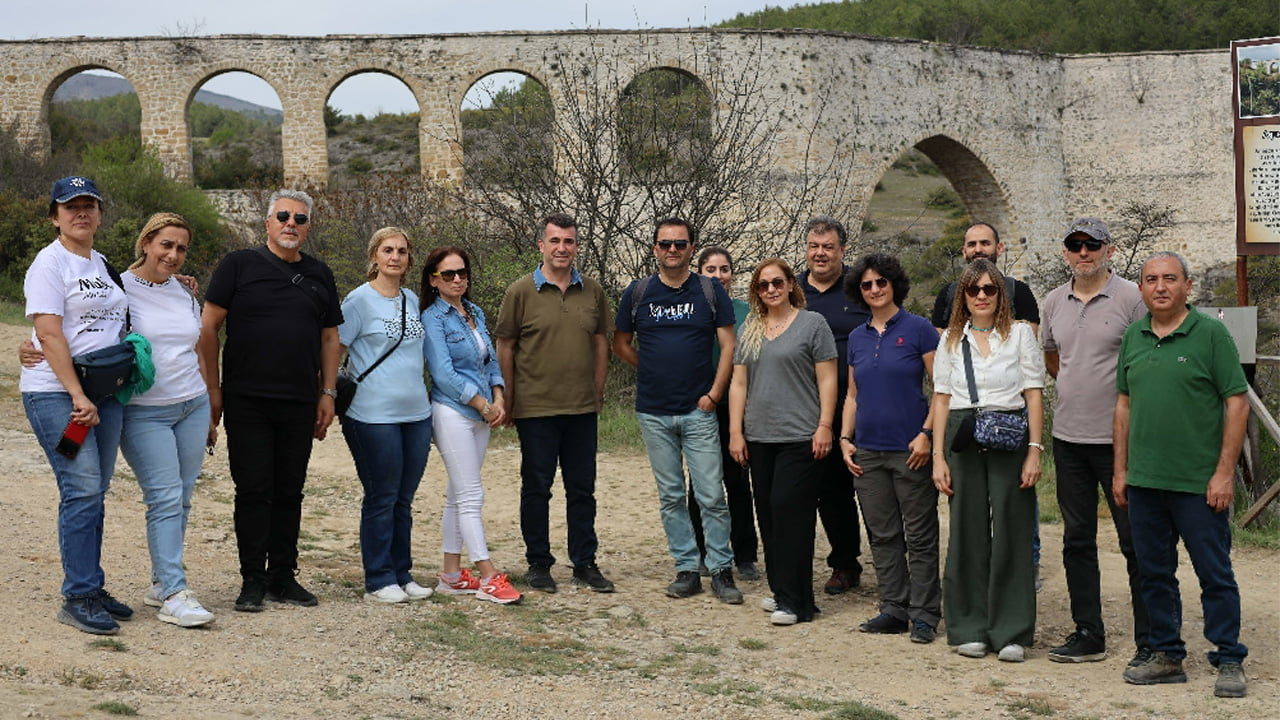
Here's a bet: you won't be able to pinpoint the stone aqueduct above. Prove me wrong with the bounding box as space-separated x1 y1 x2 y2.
0 29 1234 270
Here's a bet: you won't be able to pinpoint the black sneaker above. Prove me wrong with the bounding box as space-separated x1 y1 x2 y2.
1128 646 1154 668
267 575 318 607
910 619 937 644
57 596 119 635
1049 629 1108 663
710 569 744 604
526 564 558 593
666 570 703 598
95 589 134 621
858 612 908 634
571 564 614 593
735 562 761 581
234 577 267 613
1214 661 1247 698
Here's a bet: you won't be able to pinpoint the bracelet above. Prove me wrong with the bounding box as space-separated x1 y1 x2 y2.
320 388 337 399
839 436 854 443
703 393 716 404
1028 441 1044 450
481 403 492 416
818 421 832 429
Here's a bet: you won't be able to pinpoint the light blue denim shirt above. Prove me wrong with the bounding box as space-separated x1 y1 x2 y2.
421 295 504 422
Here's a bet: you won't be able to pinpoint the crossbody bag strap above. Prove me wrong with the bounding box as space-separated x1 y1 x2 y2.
254 245 329 322
100 256 132 332
961 335 980 405
355 290 407 382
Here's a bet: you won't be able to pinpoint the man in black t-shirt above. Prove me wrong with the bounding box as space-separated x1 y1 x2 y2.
930 222 1040 332
198 189 342 613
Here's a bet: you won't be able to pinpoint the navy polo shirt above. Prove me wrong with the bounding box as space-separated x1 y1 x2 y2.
847 308 939 451
800 265 871 398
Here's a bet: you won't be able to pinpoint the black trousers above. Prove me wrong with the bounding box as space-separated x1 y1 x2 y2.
815 407 863 574
223 394 317 581
750 440 821 621
689 402 759 564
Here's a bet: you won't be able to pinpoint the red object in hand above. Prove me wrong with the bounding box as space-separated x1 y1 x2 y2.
55 421 89 459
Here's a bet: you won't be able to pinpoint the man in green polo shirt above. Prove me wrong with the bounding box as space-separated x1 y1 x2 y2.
1112 251 1249 698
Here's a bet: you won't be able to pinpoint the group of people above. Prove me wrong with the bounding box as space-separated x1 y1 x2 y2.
21 177 1249 699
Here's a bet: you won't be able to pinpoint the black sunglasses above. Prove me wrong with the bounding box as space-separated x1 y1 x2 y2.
964 283 1001 298
860 277 889 291
274 211 308 225
756 277 787 292
656 240 690 250
433 268 469 282
1064 237 1105 252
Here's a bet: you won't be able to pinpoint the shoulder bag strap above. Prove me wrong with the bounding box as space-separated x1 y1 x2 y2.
961 336 980 405
254 245 328 322
355 290 407 382
100 256 132 332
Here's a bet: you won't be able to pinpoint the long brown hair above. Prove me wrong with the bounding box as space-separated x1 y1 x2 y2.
738 258 806 362
944 258 1013 351
419 245 472 311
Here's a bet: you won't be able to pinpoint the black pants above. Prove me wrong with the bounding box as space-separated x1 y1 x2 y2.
1054 438 1150 647
750 441 821 621
223 394 316 582
815 408 863 574
689 402 759 564
515 413 600 569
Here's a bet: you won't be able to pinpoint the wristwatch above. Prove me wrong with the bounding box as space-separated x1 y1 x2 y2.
320 388 338 399
920 427 934 439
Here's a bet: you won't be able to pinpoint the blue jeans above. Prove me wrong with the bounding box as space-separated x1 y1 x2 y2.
341 416 431 591
515 413 600 569
1127 485 1247 666
636 409 733 572
23 392 124 599
120 395 211 599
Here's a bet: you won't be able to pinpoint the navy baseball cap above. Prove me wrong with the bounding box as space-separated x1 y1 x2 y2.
50 176 103 204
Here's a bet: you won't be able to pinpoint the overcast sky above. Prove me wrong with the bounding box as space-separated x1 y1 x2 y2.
5 1 784 115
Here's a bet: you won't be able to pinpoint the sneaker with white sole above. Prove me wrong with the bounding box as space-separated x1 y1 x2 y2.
760 596 777 613
143 582 164 608
436 569 481 595
956 642 989 658
998 643 1026 662
476 573 522 605
402 581 434 600
770 608 798 626
158 590 215 628
365 584 409 604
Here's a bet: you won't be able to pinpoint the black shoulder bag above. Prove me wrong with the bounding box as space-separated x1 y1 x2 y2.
336 290 407 417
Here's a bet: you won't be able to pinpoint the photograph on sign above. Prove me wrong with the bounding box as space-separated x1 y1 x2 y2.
1238 42 1280 118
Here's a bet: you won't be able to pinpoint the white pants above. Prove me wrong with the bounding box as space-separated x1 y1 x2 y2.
431 402 491 561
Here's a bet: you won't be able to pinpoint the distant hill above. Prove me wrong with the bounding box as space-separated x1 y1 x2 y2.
53 73 282 122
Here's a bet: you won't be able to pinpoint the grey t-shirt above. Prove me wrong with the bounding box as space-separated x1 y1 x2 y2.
735 310 838 443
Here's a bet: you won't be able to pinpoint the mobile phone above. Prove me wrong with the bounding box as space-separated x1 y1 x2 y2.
55 421 89 459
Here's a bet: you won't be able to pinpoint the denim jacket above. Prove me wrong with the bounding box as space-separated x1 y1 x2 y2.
421 296 504 422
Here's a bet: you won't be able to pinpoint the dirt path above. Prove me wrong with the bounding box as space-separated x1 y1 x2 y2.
0 322 1275 719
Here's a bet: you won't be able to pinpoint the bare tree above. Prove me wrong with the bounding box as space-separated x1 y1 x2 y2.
1026 200 1177 295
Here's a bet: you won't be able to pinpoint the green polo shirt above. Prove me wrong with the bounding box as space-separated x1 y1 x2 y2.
1116 306 1247 494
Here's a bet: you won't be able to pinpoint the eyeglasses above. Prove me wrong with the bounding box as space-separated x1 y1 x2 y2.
1064 237 1105 253
860 277 889 291
656 240 689 251
274 211 308 225
433 268 469 281
964 283 1000 298
756 277 787 292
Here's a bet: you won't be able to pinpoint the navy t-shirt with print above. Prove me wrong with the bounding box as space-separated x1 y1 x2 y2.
615 273 735 415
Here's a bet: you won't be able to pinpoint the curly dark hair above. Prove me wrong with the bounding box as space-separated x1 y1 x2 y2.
845 253 910 309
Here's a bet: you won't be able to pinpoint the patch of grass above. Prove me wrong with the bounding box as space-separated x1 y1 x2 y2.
597 400 645 453
0 300 30 326
692 677 761 697
58 667 102 689
685 660 718 677
824 701 902 720
0 664 28 678
637 653 680 679
396 609 591 676
89 638 127 652
989 678 1008 688
738 638 767 650
347 673 363 683
673 643 720 655
92 701 137 716
1006 697 1056 716
1234 520 1280 550
776 695 838 712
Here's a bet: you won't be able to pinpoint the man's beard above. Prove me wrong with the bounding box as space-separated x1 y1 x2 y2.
277 238 301 250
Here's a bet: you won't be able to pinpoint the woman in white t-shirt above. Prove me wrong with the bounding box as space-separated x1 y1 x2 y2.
21 177 132 636
931 258 1045 664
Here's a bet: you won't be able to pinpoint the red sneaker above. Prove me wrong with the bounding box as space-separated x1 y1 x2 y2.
435 569 481 595
477 572 523 605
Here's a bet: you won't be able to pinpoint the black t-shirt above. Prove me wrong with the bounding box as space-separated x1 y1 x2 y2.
205 248 342 402
931 277 1040 329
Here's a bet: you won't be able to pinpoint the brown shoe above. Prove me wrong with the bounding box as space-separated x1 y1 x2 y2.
823 568 860 595
1123 651 1186 685
1214 662 1247 698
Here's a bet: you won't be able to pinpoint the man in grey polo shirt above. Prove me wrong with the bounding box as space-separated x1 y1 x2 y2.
1041 217 1150 665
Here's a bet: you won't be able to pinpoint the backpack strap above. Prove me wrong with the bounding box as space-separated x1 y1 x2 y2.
629 273 720 327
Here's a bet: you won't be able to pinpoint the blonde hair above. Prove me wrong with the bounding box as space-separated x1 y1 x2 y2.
366 226 413 282
129 213 192 270
738 258 806 363
944 258 1014 351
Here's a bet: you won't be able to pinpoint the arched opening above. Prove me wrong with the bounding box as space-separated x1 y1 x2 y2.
48 68 139 161
618 68 712 184
324 71 421 188
459 71 553 188
188 71 283 189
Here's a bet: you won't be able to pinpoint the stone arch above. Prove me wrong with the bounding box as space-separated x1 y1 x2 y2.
324 69 423 188
458 70 554 189
38 64 138 157
617 66 713 183
185 69 284 189
913 134 1012 240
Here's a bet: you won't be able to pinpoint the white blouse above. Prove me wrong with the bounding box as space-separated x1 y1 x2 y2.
934 321 1045 411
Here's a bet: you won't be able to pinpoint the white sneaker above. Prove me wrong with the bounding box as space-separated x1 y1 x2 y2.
365 584 409 604
760 596 777 613
143 582 163 608
998 643 1026 663
770 609 798 626
402 581 434 600
158 589 215 628
957 642 989 658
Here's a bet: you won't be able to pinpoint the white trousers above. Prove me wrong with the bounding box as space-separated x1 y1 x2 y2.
431 402 491 561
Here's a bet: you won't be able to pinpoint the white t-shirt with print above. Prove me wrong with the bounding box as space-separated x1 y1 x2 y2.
122 270 206 406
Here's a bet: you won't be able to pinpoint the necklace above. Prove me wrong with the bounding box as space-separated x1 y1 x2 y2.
971 323 995 332
767 308 797 334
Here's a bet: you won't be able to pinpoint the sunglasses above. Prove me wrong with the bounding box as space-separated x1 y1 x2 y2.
656 240 690 250
860 277 889 291
274 211 308 225
756 277 787 292
433 268 469 282
964 283 1001 298
1064 237 1105 252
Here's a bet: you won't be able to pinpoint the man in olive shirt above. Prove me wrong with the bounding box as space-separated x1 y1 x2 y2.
495 213 614 594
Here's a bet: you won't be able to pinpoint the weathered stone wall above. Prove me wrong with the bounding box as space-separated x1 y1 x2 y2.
0 30 1238 273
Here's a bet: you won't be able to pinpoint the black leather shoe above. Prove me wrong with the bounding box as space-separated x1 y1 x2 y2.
525 564 558 593
572 565 614 593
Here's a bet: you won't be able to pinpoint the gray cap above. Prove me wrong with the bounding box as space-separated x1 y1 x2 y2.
1065 217 1111 242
